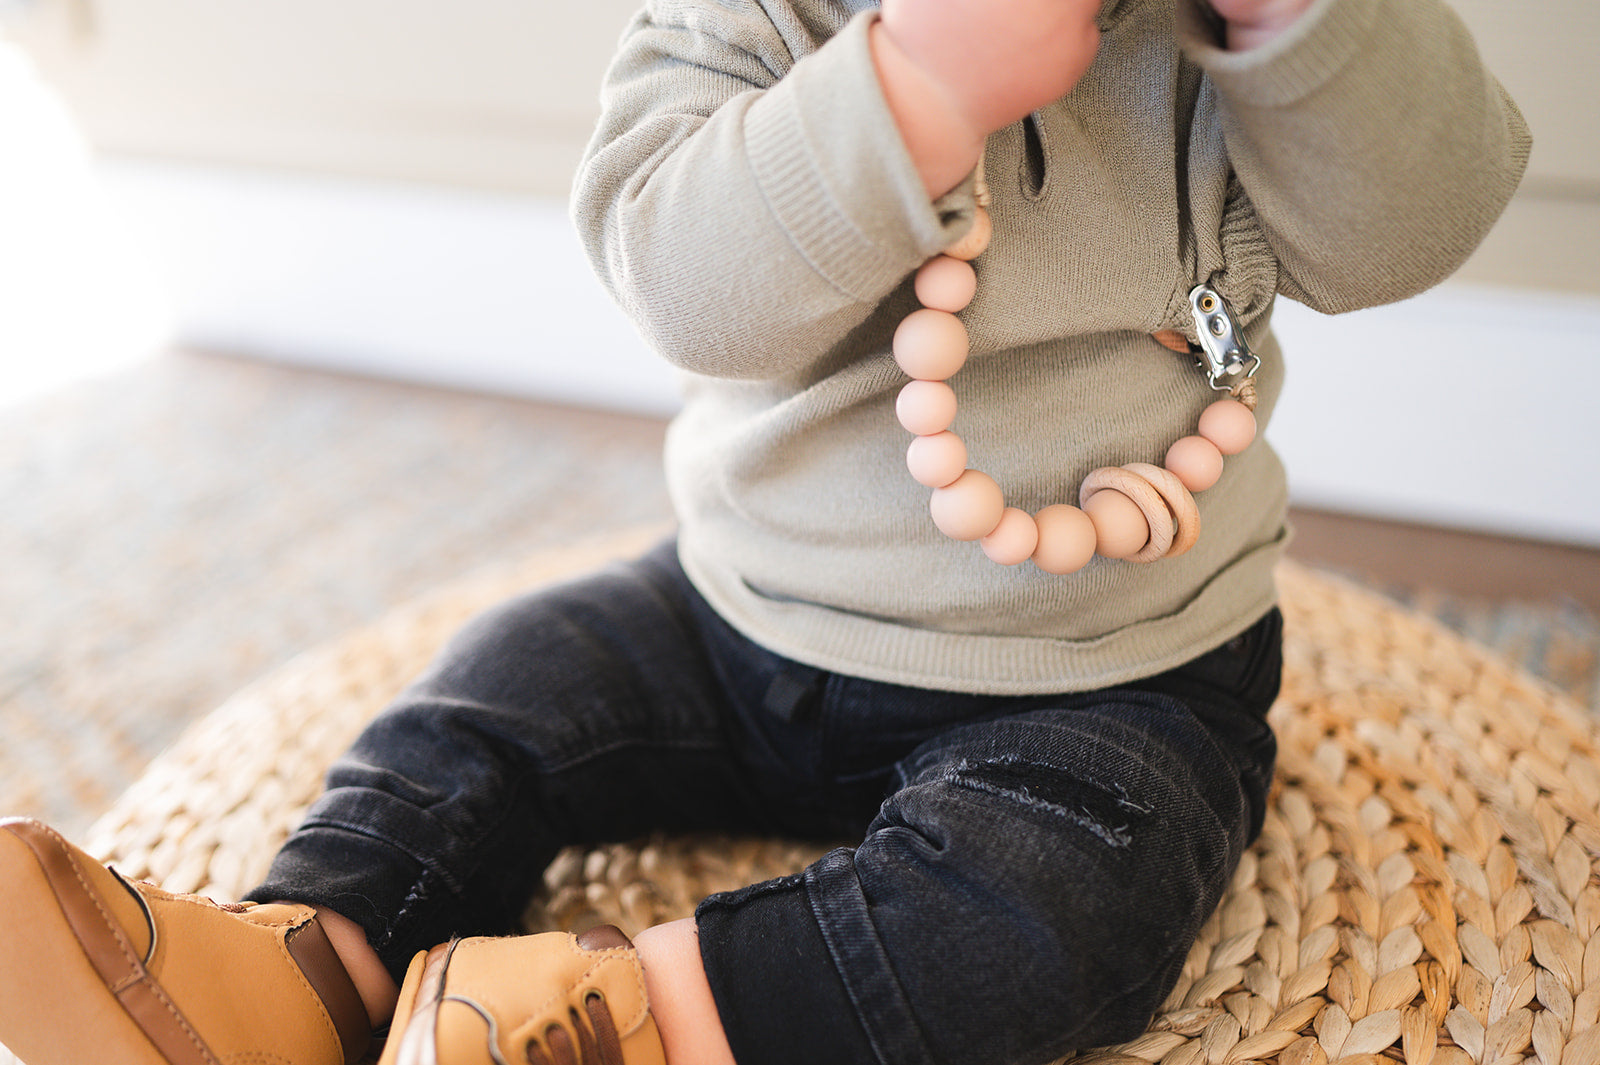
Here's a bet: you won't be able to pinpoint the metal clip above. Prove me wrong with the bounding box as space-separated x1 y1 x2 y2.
1187 282 1260 393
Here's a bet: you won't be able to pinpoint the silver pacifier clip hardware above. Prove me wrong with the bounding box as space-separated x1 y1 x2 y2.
1188 282 1261 394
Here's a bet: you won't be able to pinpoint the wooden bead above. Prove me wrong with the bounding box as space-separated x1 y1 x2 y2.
1031 504 1096 575
914 255 978 313
1164 435 1225 493
1080 466 1175 562
930 469 1005 542
906 431 968 488
1197 398 1257 456
893 308 969 381
981 507 1040 566
1151 329 1191 354
1081 489 1149 561
943 207 992 261
1123 462 1200 558
896 380 958 436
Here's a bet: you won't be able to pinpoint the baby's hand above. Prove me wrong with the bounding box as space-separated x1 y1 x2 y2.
877 0 1101 140
1205 0 1315 49
871 0 1100 195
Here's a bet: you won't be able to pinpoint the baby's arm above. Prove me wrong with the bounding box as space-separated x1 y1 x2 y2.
573 4 978 382
573 1 1104 382
1180 0 1531 312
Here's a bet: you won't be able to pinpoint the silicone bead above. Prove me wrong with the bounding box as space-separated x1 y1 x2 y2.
906 431 968 488
943 207 992 261
1164 435 1225 493
892 195 1252 567
896 380 958 436
1197 398 1257 455
930 469 1005 542
980 507 1040 566
1123 462 1200 559
893 308 969 381
914 256 978 313
1082 488 1150 560
1031 504 1097 575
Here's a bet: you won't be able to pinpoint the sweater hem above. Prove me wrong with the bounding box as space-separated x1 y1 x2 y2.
677 531 1288 696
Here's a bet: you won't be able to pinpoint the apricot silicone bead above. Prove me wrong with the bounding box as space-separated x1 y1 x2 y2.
980 507 1040 566
1197 398 1257 455
896 380 959 435
906 431 968 488
930 469 1005 541
1164 435 1225 493
943 208 992 261
914 256 978 313
893 308 969 381
1081 489 1150 560
1031 504 1097 575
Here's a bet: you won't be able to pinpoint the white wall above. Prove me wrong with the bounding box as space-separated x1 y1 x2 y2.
100 160 679 414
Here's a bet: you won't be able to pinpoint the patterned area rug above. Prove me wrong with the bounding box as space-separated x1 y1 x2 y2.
0 351 673 835
2 350 1596 838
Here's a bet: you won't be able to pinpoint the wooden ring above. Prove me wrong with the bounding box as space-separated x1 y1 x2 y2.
1123 462 1200 559
1079 466 1174 563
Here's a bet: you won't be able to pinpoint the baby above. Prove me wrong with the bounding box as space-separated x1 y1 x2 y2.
0 1 1528 1063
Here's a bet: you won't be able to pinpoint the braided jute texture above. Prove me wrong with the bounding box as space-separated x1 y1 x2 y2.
27 527 1600 1065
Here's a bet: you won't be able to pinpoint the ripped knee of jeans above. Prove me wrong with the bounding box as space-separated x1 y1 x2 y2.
940 756 1151 849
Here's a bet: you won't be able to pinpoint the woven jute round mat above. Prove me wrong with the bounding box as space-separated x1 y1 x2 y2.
34 528 1600 1065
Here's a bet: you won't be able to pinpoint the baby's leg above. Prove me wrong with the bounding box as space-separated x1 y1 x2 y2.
320 910 737 1064
243 539 786 1009
0 540 778 1065
308 904 402 1027
690 629 1279 1065
633 918 738 1065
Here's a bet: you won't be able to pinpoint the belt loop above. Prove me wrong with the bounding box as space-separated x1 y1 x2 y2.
763 667 823 723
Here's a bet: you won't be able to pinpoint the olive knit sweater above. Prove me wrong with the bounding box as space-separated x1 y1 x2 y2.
572 0 1529 694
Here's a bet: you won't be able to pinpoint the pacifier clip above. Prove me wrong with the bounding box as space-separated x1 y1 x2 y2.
893 175 1262 573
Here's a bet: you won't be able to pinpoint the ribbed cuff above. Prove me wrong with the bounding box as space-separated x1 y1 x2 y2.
1177 0 1380 107
741 10 976 300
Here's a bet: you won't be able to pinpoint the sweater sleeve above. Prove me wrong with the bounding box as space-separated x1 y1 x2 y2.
1176 0 1531 314
571 4 976 380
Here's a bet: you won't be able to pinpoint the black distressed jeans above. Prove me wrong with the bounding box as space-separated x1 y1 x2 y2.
248 539 1281 1065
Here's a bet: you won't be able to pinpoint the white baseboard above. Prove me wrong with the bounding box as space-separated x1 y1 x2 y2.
101 159 1600 548
101 159 679 415
1270 287 1600 548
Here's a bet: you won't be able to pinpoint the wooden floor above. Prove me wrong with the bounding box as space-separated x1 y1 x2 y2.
1286 508 1600 616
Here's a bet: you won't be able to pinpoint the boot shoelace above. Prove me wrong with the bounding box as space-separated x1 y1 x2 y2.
525 992 625 1065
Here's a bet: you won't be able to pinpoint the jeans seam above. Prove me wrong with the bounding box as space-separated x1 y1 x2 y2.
804 851 932 1065
298 797 468 896
533 734 727 776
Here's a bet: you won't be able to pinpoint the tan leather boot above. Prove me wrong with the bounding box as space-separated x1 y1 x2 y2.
0 817 369 1065
379 927 668 1065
